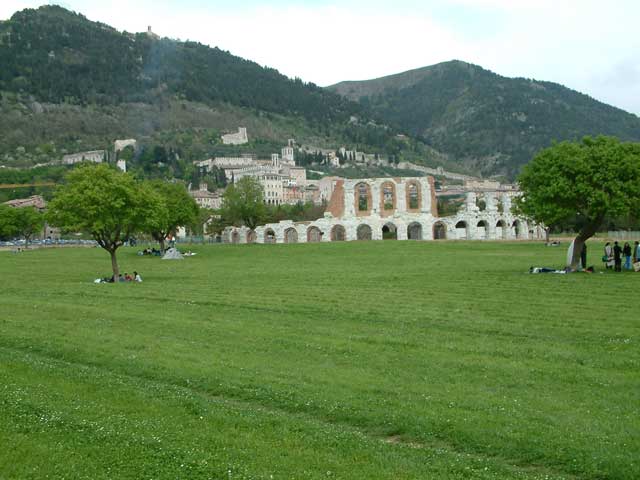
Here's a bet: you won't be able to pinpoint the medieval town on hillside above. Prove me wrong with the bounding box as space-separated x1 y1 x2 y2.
2 126 537 245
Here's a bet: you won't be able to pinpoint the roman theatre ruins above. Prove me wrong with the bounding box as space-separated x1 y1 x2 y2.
222 177 544 244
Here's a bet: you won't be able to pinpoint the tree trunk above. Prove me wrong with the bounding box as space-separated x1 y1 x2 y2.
545 228 550 243
159 237 166 252
110 249 120 280
567 222 600 269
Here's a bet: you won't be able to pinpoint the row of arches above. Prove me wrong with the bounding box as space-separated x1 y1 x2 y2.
230 219 530 244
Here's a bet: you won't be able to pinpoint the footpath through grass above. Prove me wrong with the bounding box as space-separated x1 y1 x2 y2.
0 241 638 479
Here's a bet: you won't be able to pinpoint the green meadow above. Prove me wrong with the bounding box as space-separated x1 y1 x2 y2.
0 241 638 479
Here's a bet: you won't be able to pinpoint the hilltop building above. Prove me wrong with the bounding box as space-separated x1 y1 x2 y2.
114 139 137 152
221 127 248 145
189 183 222 210
195 140 309 205
62 150 105 165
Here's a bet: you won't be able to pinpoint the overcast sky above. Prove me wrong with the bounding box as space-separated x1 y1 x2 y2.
2 0 639 116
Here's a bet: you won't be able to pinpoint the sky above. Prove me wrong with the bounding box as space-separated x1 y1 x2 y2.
1 0 639 116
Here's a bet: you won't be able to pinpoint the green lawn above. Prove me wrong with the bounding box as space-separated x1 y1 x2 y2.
0 241 638 479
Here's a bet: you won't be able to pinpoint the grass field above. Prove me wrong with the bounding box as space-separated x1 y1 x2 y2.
0 241 638 479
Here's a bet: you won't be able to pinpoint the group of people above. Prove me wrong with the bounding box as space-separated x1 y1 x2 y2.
603 241 640 272
96 271 143 283
139 248 162 256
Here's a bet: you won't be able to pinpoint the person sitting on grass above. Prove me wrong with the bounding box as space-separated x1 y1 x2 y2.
134 271 142 282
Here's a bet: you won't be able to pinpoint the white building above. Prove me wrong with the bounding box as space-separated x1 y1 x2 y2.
189 183 222 210
62 150 105 165
114 139 137 152
221 127 248 145
281 146 295 164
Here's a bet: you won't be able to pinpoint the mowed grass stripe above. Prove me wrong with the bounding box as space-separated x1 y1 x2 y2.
1 242 638 479
1 346 572 480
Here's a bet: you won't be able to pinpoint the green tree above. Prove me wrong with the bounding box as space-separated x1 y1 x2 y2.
144 180 199 251
516 136 640 268
14 207 45 245
220 177 266 230
0 205 19 240
47 164 161 279
189 207 215 236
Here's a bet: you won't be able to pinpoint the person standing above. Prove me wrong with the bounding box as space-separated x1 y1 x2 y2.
623 242 632 270
604 242 614 270
613 241 623 272
633 241 640 264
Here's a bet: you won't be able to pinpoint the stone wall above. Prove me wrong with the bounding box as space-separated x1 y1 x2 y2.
222 177 543 244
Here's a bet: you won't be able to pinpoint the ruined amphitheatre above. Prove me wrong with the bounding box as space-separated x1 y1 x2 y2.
223 176 543 244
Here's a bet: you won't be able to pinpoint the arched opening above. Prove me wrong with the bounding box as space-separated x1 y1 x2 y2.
307 226 322 243
407 222 423 240
247 230 257 244
284 228 298 244
331 225 346 241
264 229 276 244
382 222 397 240
231 231 240 244
476 220 488 240
496 220 506 239
406 182 421 211
433 222 447 240
355 182 372 216
512 220 521 239
455 221 468 240
356 224 372 241
380 182 396 214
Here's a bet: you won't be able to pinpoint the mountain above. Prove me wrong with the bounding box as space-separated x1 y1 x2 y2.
329 61 640 177
1 6 450 175
0 5 358 123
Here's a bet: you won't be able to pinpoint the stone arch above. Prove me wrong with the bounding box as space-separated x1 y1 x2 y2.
496 220 506 239
307 226 322 243
433 221 447 240
406 181 421 211
407 222 423 240
247 230 257 244
512 220 522 239
264 228 276 244
330 224 346 241
455 220 468 240
354 182 372 217
356 224 372 241
284 227 298 244
382 222 398 240
476 220 488 240
380 181 396 216
231 230 240 244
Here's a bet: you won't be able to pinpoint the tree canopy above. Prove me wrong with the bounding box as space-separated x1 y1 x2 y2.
0 205 44 243
516 136 640 268
220 177 267 230
0 205 19 240
144 180 199 251
47 164 161 278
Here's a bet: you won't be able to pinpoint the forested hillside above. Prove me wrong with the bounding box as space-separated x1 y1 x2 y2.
0 6 358 122
330 61 640 177
0 6 444 175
